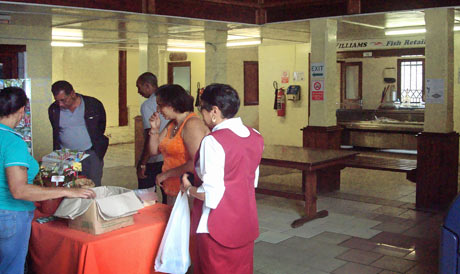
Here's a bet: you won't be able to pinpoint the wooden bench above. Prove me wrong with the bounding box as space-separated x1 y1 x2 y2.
344 155 417 183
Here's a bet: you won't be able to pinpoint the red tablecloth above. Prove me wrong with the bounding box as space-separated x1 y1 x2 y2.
29 204 171 274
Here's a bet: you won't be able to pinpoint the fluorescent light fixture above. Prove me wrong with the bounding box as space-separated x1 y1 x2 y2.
167 47 205 53
51 41 84 47
385 28 426 36
52 28 83 41
227 40 261 47
386 25 460 35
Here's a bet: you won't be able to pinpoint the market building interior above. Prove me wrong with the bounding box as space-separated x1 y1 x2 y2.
2 0 460 273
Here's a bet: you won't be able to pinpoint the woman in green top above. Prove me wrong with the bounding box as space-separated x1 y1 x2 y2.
0 87 95 274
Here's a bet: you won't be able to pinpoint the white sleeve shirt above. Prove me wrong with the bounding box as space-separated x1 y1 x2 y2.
195 117 260 233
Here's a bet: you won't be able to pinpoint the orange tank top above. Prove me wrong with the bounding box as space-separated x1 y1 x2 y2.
159 112 197 196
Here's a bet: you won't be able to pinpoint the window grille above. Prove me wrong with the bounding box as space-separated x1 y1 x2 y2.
399 60 424 103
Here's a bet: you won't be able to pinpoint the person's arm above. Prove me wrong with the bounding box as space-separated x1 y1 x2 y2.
97 99 107 134
7 166 95 201
180 134 225 207
48 104 59 151
147 113 169 156
156 117 209 186
181 173 205 200
137 129 151 179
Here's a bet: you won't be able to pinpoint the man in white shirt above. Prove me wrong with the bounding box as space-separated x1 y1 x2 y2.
136 72 168 203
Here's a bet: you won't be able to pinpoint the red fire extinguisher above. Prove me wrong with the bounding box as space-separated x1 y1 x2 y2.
276 87 286 116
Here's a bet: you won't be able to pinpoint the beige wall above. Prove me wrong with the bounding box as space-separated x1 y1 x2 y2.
52 48 119 127
227 47 259 129
0 21 53 160
341 57 399 109
259 44 310 146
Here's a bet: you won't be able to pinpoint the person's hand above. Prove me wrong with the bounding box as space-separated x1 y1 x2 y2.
181 173 192 193
149 112 161 131
156 172 168 188
64 188 96 199
137 164 147 179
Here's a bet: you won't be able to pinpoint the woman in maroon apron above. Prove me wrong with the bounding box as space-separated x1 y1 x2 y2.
181 83 264 274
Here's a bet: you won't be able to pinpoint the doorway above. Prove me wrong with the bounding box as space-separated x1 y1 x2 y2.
168 61 191 94
0 45 26 79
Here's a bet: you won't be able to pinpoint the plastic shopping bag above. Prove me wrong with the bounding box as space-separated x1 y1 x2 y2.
155 192 191 274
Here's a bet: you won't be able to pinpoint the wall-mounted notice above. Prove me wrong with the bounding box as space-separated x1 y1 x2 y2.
311 79 324 101
310 63 324 78
281 70 289 83
425 78 444 104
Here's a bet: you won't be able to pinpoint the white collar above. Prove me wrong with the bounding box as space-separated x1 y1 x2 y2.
212 117 243 132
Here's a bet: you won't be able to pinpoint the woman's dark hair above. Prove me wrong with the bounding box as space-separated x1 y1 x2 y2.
156 84 194 113
0 87 28 117
200 84 240 118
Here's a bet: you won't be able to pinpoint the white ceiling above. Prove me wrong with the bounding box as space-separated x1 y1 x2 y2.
0 2 459 49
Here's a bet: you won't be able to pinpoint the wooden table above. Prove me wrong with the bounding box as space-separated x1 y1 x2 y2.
29 204 171 274
260 145 357 228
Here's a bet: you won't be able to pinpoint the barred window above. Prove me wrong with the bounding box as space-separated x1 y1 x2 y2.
397 59 425 103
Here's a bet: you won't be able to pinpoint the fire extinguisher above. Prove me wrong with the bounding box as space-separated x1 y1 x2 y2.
276 87 286 116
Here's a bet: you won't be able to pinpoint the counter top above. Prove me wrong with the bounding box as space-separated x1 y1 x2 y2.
338 120 424 132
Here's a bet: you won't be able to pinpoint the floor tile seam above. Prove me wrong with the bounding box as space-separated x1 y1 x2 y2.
321 192 413 209
332 261 385 273
335 249 384 266
370 222 416 234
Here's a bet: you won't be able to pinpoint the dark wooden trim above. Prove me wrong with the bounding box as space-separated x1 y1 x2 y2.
346 0 360 14
416 131 459 210
263 0 344 8
202 0 259 8
0 45 26 52
302 125 343 149
337 48 425 59
243 61 259 106
362 0 460 13
308 52 311 120
256 188 304 201
118 50 128 126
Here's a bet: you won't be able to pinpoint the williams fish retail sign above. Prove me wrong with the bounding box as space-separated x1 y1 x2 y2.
337 36 425 51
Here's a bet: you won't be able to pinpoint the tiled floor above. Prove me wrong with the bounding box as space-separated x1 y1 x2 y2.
103 143 443 274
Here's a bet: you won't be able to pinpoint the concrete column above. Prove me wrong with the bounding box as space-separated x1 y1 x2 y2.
309 19 338 127
424 8 454 133
204 29 227 85
416 8 458 210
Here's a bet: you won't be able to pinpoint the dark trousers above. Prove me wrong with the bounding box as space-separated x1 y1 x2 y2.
138 162 167 204
81 149 104 187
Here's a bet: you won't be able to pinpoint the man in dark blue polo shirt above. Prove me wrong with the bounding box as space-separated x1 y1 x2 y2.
48 81 108 186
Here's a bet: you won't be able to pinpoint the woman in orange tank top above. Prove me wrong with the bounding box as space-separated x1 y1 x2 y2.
148 84 209 205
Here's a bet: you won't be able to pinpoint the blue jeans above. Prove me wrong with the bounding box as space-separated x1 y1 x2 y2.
0 209 34 274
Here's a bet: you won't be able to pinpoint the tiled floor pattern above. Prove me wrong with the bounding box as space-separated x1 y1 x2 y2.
104 143 444 274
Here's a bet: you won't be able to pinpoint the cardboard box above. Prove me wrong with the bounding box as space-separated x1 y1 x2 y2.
68 201 134 235
54 186 144 235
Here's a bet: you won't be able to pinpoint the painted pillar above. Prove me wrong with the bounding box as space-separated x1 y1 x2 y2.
204 28 227 85
417 8 458 210
304 19 342 192
309 18 338 127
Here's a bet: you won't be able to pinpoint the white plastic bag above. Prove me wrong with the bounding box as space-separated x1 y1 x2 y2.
155 192 191 274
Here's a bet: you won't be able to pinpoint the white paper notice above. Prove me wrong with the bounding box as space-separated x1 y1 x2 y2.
426 78 444 104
